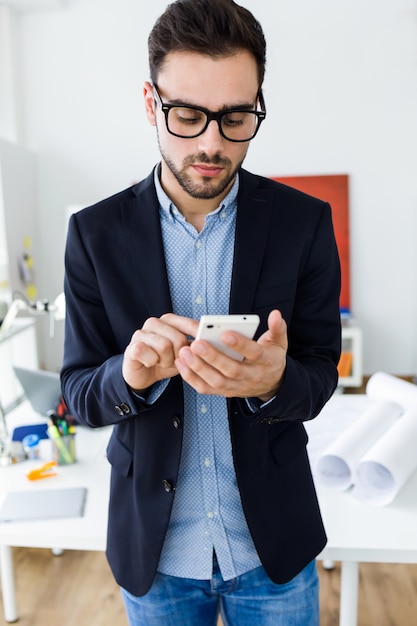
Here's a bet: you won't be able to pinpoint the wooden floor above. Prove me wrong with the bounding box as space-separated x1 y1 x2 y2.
1 548 417 625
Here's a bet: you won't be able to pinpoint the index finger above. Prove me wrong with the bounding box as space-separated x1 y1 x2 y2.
160 313 199 340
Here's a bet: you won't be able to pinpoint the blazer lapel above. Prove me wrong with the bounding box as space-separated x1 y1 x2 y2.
120 172 173 317
118 169 273 319
229 170 273 314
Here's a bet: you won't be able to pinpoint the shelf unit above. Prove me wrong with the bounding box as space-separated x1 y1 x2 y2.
0 319 38 412
338 323 363 388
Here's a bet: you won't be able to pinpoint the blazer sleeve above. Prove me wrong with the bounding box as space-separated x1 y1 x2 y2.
61 209 175 428
237 200 341 425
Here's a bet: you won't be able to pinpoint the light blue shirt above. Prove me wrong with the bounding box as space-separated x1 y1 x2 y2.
153 166 262 581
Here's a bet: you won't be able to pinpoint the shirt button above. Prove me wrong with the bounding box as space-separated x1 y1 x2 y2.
195 240 202 249
201 405 208 414
203 458 211 467
195 295 203 305
207 511 215 519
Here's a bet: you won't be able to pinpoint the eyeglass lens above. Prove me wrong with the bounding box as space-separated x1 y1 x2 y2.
167 107 260 141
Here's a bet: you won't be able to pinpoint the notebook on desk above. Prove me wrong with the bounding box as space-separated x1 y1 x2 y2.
13 366 62 416
0 487 87 523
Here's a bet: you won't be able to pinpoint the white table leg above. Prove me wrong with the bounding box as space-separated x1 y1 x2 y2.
339 561 359 626
0 545 18 622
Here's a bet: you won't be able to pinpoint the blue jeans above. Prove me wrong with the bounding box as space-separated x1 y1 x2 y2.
121 557 319 626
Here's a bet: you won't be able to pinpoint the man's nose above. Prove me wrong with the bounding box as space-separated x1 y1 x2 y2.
197 119 225 154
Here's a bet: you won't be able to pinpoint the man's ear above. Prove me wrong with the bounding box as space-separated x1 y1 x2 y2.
143 81 156 126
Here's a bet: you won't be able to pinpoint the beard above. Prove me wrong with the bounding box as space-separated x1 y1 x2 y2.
157 134 246 200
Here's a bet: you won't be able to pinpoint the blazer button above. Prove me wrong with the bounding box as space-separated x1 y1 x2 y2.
114 405 124 416
261 417 280 425
120 403 131 415
162 479 174 493
172 416 182 429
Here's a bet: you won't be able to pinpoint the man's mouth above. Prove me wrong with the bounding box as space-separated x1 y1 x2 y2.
192 164 224 177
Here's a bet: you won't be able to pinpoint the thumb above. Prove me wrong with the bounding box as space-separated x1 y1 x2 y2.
259 309 288 350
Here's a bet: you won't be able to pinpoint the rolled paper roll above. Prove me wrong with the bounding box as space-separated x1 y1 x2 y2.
366 372 417 412
316 400 402 491
354 405 417 505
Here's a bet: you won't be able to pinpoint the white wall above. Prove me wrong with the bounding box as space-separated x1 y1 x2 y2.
9 0 417 374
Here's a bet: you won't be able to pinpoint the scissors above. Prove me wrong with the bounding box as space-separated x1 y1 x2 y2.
26 461 58 481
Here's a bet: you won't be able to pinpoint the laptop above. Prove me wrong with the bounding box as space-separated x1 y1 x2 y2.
0 487 87 523
13 366 62 417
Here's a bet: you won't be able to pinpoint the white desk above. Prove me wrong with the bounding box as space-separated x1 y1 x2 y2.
0 403 112 623
1 395 417 625
308 394 417 626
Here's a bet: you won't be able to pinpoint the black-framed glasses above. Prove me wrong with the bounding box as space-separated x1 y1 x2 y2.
153 85 266 143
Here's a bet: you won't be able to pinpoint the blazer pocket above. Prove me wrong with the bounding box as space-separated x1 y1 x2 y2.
106 431 133 477
270 422 308 467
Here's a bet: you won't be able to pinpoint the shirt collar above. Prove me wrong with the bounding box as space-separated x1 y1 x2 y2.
153 163 239 221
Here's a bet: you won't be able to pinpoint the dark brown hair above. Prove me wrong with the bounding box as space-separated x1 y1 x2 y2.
148 0 266 87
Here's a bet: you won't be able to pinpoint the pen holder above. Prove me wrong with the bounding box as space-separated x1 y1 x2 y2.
51 433 76 465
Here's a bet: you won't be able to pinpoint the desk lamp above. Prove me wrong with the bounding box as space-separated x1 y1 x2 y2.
0 291 65 342
0 292 65 465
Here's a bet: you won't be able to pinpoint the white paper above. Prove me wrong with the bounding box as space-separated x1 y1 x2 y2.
353 405 417 505
309 373 417 505
366 372 417 411
315 400 402 491
305 394 371 472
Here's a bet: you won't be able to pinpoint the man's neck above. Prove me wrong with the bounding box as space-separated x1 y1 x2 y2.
159 170 234 232
168 193 223 231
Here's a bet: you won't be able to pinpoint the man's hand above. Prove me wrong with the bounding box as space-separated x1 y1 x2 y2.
175 309 288 401
122 314 199 394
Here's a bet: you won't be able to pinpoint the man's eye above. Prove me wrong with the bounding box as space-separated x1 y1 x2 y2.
175 108 204 125
223 115 244 127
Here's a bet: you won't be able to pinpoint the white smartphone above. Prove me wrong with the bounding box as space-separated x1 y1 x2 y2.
196 314 260 361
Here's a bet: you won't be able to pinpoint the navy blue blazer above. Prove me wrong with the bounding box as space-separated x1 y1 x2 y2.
61 168 341 596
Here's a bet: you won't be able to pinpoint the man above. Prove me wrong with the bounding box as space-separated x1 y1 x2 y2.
61 0 341 624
